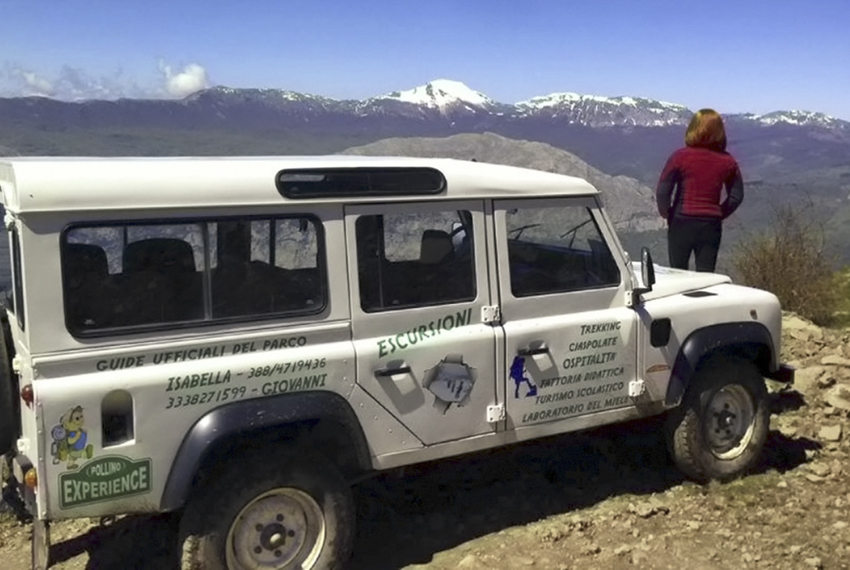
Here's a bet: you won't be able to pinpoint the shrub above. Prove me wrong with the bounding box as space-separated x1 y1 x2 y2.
834 267 850 328
732 202 839 326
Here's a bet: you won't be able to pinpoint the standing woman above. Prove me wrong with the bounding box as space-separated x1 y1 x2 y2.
656 109 744 272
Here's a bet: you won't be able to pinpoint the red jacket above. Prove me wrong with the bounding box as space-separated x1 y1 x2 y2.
656 146 744 220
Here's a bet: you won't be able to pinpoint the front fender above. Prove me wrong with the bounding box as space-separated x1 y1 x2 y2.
665 322 777 407
160 391 370 511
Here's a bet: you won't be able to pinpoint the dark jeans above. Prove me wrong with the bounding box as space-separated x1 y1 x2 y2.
667 217 723 272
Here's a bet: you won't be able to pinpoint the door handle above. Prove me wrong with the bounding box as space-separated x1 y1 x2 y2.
375 365 412 378
518 343 549 356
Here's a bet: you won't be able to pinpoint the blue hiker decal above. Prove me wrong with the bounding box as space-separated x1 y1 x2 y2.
510 356 538 398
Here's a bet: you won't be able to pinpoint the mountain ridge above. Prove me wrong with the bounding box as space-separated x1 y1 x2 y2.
4 79 847 130
2 79 849 192
196 80 850 129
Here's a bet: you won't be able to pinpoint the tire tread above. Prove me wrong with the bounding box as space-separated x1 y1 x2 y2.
180 449 354 570
666 357 769 483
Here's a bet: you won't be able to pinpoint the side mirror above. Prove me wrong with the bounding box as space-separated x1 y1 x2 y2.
631 247 655 306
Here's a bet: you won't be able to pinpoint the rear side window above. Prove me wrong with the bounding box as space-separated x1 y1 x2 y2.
0 209 11 311
211 218 321 318
2 225 13 315
10 226 24 330
62 216 325 335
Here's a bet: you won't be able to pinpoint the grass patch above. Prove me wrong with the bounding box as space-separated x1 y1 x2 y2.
832 267 850 329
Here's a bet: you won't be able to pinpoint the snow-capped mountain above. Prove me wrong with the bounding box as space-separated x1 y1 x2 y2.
184 80 849 130
13 78 845 132
734 110 846 129
186 86 344 110
372 79 497 113
515 92 691 127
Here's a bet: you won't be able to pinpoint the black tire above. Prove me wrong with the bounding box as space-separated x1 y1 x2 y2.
665 358 769 483
179 450 355 570
0 311 19 455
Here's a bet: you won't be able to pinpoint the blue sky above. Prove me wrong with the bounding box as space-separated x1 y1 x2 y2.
2 0 849 119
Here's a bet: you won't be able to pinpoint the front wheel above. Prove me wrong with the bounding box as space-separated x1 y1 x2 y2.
666 359 769 482
179 452 354 570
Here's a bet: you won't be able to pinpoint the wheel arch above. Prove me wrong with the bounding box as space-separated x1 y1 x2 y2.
665 321 776 407
160 391 372 512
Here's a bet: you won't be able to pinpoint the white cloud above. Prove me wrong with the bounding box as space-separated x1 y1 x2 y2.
0 60 211 100
158 62 209 98
0 66 56 97
54 65 149 100
20 70 54 95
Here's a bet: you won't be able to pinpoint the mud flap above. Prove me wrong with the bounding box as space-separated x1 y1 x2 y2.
31 518 50 570
765 363 795 384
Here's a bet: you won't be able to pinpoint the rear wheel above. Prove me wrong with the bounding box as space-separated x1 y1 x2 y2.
666 358 769 482
179 451 354 570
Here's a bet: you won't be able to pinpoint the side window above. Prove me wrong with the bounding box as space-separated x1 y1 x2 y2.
64 223 206 330
356 210 475 312
62 216 325 334
10 226 23 329
506 204 620 297
0 212 11 313
212 217 322 318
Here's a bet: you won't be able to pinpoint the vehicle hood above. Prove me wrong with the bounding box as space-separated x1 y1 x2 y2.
632 263 732 300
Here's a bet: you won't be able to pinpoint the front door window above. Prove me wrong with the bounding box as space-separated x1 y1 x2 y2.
506 204 620 297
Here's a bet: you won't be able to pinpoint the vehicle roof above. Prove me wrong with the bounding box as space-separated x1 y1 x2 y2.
0 155 598 213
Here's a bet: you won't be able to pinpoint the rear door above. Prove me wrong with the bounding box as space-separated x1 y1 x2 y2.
493 197 639 430
345 200 498 445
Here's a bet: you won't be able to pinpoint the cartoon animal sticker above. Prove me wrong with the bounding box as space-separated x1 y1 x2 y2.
50 406 95 470
510 356 538 398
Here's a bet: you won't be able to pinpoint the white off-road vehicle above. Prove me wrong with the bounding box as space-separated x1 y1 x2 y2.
0 156 793 569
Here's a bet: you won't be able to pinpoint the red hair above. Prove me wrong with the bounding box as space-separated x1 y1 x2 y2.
685 109 727 152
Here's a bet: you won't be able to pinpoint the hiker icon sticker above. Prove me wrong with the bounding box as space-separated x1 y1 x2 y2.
510 356 538 398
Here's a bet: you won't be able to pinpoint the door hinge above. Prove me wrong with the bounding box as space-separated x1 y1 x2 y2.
486 403 505 423
628 379 646 398
481 305 501 324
